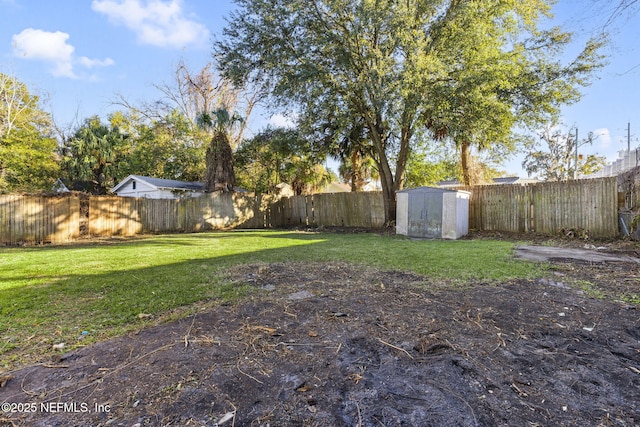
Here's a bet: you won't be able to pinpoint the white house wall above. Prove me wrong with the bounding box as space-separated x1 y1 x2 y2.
114 179 204 199
115 180 157 197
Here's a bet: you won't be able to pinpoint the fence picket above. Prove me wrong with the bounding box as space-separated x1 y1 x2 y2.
0 177 620 244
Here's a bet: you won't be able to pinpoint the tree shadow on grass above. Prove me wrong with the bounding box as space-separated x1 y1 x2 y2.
0 234 327 362
0 231 539 370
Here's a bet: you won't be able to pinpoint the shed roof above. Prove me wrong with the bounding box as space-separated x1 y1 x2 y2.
112 175 205 193
398 186 469 194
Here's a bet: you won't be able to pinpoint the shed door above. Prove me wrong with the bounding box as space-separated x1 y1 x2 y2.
408 192 442 238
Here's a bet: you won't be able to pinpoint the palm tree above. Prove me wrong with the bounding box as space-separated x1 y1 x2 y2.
336 121 378 192
197 108 243 192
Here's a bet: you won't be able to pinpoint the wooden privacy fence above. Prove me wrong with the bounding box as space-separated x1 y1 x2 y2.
88 193 277 236
273 192 386 228
272 177 618 237
0 193 277 244
0 194 80 245
458 177 618 238
0 176 620 244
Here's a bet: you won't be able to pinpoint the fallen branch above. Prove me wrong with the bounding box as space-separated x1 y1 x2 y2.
184 314 198 348
236 359 264 385
377 338 414 359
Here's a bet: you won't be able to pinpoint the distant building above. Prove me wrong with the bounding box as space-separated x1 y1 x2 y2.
275 182 295 197
580 148 640 179
317 180 381 193
52 179 70 194
362 180 382 191
111 175 205 199
437 177 539 188
319 182 352 193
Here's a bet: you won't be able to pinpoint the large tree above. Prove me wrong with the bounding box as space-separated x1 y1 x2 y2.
60 116 128 194
522 125 606 181
217 0 604 222
235 126 333 194
116 61 258 192
0 72 58 193
198 108 242 192
301 110 376 192
109 110 206 182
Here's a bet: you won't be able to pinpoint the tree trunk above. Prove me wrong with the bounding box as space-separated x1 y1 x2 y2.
350 150 365 192
461 141 472 186
204 131 235 192
375 148 397 226
365 119 397 225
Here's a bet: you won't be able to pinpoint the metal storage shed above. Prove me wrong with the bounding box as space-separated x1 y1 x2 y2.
396 187 470 239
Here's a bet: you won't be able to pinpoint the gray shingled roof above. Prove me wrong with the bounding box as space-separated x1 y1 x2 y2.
437 176 521 186
130 175 204 191
491 176 520 185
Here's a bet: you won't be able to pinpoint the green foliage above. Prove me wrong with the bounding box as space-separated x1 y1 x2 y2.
60 116 128 194
338 151 378 191
421 4 605 184
522 125 606 181
404 140 459 187
197 108 243 192
217 0 606 219
60 111 208 194
197 108 243 137
235 127 333 194
112 110 206 183
0 73 58 193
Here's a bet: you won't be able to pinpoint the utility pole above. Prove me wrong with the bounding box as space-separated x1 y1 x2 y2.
574 127 578 180
628 122 631 154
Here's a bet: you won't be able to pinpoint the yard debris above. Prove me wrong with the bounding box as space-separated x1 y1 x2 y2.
377 338 414 359
42 363 69 369
329 311 348 318
287 290 313 300
51 343 65 350
2 259 639 426
0 374 13 387
627 366 640 375
137 313 153 320
216 410 236 425
346 371 365 384
511 383 529 397
248 325 278 335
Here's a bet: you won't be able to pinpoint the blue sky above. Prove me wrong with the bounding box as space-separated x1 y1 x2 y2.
1 0 638 177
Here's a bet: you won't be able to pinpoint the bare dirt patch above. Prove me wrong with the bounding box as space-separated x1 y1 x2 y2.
1 254 640 426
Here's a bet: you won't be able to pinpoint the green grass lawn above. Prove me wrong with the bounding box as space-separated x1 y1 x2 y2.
0 230 541 369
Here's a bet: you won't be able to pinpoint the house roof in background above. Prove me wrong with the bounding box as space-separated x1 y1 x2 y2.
437 176 539 187
492 177 521 185
398 186 468 194
112 175 205 193
320 182 352 193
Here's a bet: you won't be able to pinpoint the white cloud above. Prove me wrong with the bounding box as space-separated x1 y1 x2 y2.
592 127 612 148
12 29 75 77
78 56 116 68
91 0 209 49
12 28 114 78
